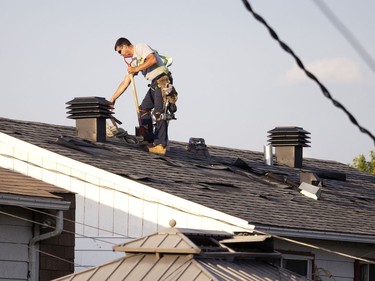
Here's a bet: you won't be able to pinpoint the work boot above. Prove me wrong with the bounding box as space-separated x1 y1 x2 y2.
148 144 166 155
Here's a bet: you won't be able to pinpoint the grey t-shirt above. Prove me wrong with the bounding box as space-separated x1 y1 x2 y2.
131 43 168 81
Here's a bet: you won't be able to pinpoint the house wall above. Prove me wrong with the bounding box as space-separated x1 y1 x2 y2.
39 193 76 281
0 133 253 272
275 238 375 281
0 206 32 281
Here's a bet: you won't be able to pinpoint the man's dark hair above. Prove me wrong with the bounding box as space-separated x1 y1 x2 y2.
114 38 132 50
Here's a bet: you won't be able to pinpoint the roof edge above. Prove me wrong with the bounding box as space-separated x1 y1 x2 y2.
0 131 252 232
255 225 375 244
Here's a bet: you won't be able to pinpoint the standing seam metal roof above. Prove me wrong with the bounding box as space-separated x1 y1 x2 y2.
53 228 306 281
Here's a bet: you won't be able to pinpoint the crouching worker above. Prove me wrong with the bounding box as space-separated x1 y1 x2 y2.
110 37 177 155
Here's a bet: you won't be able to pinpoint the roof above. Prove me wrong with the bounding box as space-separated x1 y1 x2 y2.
0 166 69 198
53 255 303 281
53 228 306 281
113 228 203 254
1 117 375 238
0 166 72 210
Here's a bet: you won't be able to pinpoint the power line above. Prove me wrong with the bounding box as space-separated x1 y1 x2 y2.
240 0 375 146
0 209 119 252
1 160 375 266
0 209 83 268
1 204 374 266
253 228 375 265
312 0 375 73
21 206 130 239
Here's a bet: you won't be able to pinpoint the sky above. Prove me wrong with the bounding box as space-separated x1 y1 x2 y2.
1 0 374 165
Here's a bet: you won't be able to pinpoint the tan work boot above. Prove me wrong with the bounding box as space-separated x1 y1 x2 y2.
148 144 166 155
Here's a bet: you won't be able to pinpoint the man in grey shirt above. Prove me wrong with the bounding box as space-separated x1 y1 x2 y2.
110 38 177 155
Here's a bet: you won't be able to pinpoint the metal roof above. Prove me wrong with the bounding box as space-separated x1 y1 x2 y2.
1 117 375 239
53 255 305 281
113 228 202 254
53 228 306 281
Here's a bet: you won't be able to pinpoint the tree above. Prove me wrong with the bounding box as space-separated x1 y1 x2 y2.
351 150 375 174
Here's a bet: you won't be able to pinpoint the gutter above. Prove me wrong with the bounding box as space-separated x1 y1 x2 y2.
0 194 71 210
28 210 64 281
255 225 375 244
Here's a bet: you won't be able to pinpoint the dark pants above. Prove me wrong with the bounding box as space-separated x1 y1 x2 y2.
139 77 169 147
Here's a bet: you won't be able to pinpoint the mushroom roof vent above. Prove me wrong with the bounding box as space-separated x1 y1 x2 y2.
267 126 310 147
66 96 113 120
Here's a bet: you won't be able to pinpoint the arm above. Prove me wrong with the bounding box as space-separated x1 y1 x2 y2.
110 74 131 105
128 53 157 74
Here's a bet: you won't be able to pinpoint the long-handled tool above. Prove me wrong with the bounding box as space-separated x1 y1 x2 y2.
129 73 150 141
123 57 150 141
129 73 141 126
123 57 142 127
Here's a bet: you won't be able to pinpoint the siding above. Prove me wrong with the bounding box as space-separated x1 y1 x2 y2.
275 238 375 281
0 206 32 281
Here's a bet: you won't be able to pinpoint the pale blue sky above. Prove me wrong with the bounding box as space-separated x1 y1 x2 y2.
1 0 374 164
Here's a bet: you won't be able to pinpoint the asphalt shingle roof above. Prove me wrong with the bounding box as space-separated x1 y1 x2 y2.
0 166 71 199
1 117 374 237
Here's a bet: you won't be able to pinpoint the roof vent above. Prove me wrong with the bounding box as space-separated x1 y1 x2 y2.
299 172 322 200
298 182 322 200
264 144 273 166
300 172 322 186
187 138 209 157
267 126 310 168
66 97 113 142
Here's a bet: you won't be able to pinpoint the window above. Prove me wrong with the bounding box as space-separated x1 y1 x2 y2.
281 254 313 280
358 262 375 281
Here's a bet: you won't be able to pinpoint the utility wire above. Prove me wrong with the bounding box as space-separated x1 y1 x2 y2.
240 0 375 146
2 155 375 266
21 206 130 239
2 162 375 266
0 209 119 248
253 228 375 265
312 0 375 74
1 205 374 266
0 209 84 268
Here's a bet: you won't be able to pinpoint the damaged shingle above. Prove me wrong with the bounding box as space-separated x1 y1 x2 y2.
197 182 238 191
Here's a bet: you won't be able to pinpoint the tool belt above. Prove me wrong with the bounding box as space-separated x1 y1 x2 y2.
154 74 178 105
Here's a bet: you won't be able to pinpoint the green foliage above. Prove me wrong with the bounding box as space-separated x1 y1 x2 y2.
351 150 375 174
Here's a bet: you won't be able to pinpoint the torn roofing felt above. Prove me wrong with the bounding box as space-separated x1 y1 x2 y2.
1 117 375 237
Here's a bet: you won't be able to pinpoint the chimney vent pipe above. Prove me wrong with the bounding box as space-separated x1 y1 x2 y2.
267 126 310 168
66 97 113 142
264 144 273 166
